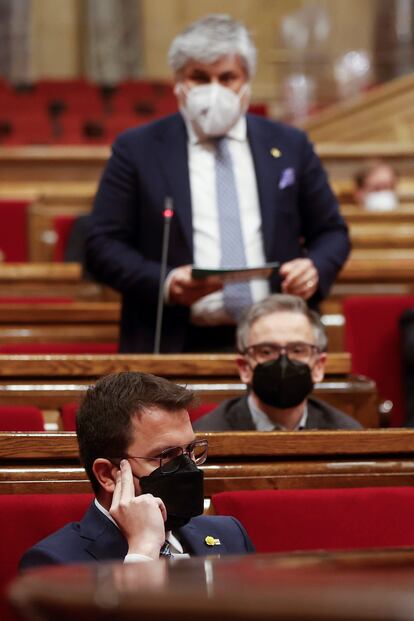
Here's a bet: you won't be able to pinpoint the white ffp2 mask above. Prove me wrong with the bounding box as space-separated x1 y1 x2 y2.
363 190 398 212
178 82 249 137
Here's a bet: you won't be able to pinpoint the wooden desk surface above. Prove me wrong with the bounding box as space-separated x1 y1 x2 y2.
0 352 351 377
10 548 414 621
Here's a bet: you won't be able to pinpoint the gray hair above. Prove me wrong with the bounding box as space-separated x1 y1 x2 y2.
168 14 257 78
236 294 328 353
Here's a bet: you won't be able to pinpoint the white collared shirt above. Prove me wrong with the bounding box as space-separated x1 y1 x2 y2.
247 394 308 431
94 498 189 562
178 115 270 325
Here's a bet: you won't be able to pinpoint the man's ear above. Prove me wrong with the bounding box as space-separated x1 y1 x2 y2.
236 354 253 384
92 459 118 494
311 352 327 384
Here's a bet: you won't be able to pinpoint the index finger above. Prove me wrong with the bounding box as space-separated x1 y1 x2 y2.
119 459 136 503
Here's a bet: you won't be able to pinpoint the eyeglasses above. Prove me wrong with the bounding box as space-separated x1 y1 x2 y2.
112 439 209 474
243 341 320 363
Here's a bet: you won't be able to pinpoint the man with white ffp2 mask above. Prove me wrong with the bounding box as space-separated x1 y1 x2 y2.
86 14 350 353
354 160 399 212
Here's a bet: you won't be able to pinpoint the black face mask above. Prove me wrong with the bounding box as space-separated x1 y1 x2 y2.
139 454 204 531
252 353 314 409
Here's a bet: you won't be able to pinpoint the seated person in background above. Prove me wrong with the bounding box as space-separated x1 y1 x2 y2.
354 160 398 211
194 294 362 431
20 372 253 568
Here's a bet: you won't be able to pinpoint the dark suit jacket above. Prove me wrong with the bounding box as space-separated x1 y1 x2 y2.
86 113 350 352
19 502 254 569
193 395 363 431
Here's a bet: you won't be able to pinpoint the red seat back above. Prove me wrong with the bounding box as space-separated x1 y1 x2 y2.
0 494 92 593
61 402 79 431
0 406 44 431
0 200 30 261
343 296 414 426
211 488 414 553
52 214 76 261
189 403 218 423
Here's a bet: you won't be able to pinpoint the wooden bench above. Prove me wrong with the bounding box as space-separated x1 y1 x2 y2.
0 353 378 428
1 429 413 496
0 302 120 344
3 143 414 186
0 263 110 300
0 301 347 354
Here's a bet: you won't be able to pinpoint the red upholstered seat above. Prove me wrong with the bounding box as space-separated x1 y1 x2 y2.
343 295 414 426
0 494 92 593
189 403 218 423
0 406 44 431
52 214 76 261
0 342 118 354
0 200 30 261
61 402 79 431
211 488 414 553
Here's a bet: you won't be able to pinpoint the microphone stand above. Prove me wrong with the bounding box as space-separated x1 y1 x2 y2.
154 197 174 354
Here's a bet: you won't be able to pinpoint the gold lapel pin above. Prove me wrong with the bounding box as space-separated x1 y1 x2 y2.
271 148 281 158
205 535 221 546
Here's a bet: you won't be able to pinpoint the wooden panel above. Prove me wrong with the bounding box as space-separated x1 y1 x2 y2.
0 325 118 343
0 263 108 300
0 147 108 183
0 302 120 323
4 430 412 459
339 249 414 283
302 73 414 143
0 378 373 423
0 353 377 426
0 353 351 377
341 204 414 222
1 430 414 495
349 223 414 249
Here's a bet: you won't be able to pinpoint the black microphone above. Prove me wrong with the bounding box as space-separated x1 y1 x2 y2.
154 197 174 354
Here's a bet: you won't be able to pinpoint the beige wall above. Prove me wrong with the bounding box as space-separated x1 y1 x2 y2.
29 0 376 106
31 0 82 78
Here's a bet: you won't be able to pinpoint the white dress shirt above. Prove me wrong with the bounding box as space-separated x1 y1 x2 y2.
167 115 270 326
247 395 308 431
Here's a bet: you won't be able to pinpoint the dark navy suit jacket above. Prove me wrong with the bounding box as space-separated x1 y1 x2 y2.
193 396 363 431
20 502 254 569
86 113 350 352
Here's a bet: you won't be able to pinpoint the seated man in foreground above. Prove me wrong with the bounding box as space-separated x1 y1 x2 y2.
194 294 362 431
20 372 253 568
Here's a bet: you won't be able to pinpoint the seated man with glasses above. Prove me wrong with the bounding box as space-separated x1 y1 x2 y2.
194 294 362 431
20 372 254 568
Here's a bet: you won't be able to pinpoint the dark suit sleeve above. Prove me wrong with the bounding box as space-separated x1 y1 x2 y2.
296 133 351 301
85 133 164 304
19 545 62 571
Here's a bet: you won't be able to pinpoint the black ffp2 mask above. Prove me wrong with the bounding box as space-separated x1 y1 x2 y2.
139 454 204 531
252 353 314 409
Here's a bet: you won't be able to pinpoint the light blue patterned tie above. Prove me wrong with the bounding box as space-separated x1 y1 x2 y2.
215 137 253 320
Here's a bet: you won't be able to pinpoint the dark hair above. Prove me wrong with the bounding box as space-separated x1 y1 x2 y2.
76 371 195 494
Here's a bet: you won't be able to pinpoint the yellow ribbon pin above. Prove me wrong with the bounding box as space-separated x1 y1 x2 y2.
205 535 221 546
270 148 281 158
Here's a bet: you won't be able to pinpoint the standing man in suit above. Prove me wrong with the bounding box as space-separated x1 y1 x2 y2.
194 294 362 431
20 372 253 568
86 14 350 353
